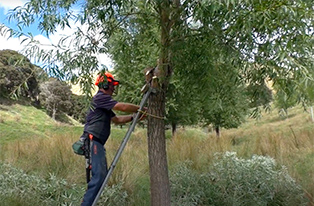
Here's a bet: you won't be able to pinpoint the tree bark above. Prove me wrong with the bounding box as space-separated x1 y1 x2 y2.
147 90 171 206
146 1 174 205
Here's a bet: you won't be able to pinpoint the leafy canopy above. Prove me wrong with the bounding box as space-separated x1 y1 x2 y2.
1 0 313 128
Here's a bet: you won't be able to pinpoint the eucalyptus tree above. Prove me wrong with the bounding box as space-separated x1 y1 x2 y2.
39 78 72 120
2 0 313 206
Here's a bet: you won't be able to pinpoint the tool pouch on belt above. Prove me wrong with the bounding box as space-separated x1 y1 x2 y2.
72 132 89 155
72 140 85 155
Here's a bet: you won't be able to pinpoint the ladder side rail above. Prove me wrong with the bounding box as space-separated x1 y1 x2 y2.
91 88 152 206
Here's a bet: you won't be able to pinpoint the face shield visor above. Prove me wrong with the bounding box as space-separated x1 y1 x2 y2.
108 78 120 95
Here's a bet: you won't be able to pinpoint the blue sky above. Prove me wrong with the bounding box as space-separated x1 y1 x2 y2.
0 0 36 51
0 0 112 68
0 5 42 37
0 0 61 54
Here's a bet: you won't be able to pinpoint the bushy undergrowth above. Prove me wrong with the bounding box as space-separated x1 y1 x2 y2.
0 162 129 206
98 182 129 206
1 103 313 205
0 147 310 206
170 152 307 206
0 162 83 205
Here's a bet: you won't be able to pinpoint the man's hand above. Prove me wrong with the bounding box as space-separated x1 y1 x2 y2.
138 107 148 121
132 111 146 122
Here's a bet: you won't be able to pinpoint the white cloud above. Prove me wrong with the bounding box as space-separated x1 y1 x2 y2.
0 0 32 52
0 27 27 51
0 0 27 13
0 24 113 70
0 0 113 69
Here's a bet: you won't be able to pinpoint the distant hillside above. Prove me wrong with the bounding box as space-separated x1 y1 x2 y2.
0 103 82 144
0 49 89 124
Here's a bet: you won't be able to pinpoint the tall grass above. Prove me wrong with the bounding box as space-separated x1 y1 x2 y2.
2 126 313 204
1 104 313 205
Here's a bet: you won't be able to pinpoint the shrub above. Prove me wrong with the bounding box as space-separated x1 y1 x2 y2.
0 162 129 206
209 152 307 206
170 161 205 206
0 162 83 205
98 182 129 206
170 152 308 206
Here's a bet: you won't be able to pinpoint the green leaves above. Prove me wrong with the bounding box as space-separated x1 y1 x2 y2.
0 50 41 100
7 0 78 36
2 0 313 129
0 163 84 205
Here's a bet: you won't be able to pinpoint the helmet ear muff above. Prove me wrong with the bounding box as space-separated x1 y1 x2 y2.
99 77 109 89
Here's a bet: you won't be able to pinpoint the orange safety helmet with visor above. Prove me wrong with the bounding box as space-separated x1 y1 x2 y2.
95 71 119 89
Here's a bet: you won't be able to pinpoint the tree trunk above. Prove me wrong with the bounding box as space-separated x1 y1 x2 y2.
147 90 171 206
146 1 174 205
215 125 220 138
171 122 177 136
52 104 56 120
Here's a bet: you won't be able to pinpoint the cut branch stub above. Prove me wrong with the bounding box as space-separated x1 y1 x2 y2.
142 66 160 93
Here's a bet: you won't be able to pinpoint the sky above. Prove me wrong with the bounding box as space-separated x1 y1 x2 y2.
0 0 112 69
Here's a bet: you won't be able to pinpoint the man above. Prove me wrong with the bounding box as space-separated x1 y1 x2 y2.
81 71 144 206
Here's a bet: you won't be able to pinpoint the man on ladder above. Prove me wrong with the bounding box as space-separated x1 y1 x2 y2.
80 70 146 206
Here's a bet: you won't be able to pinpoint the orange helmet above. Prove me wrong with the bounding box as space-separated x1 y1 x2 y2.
95 71 119 89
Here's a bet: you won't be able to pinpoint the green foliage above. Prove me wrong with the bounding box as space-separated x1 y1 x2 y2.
0 162 129 206
197 61 249 133
170 152 308 206
98 182 129 206
0 49 42 100
273 78 299 116
192 0 313 106
107 1 159 105
67 94 89 123
2 0 313 130
6 0 76 36
246 83 273 108
0 162 84 205
166 80 200 130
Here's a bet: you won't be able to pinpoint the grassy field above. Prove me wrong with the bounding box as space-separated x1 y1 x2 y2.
0 103 313 205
